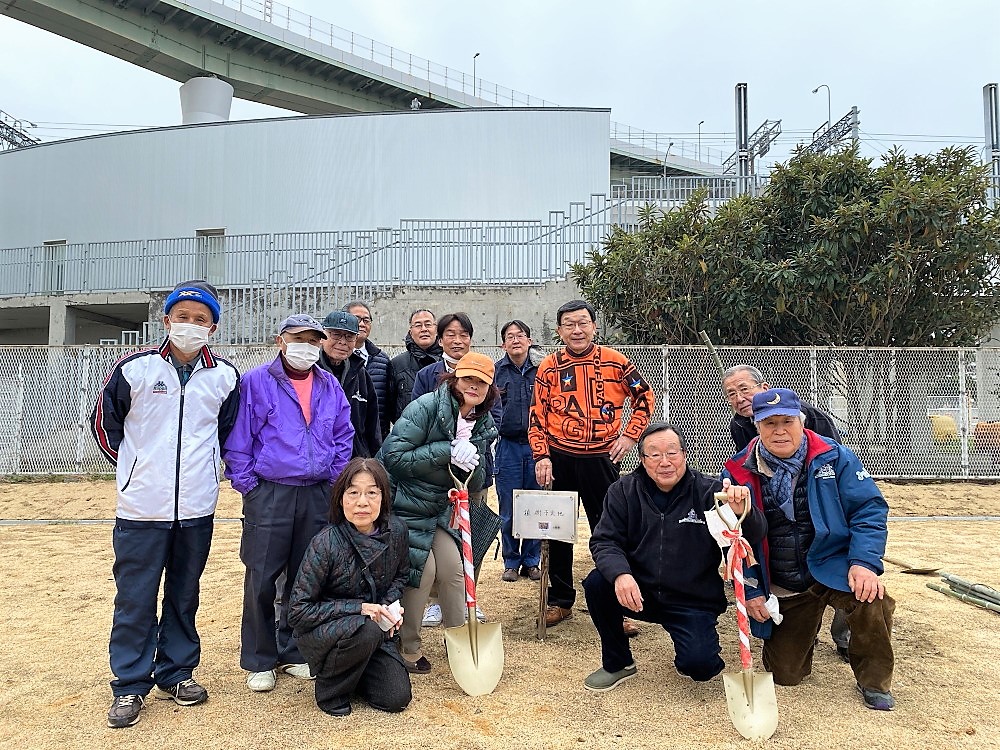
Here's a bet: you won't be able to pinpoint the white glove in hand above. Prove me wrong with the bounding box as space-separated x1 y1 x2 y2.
450 439 479 471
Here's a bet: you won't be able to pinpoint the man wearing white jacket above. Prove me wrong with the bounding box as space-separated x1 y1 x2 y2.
92 280 240 729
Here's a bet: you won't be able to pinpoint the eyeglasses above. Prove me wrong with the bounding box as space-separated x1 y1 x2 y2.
504 333 528 342
724 383 763 402
344 488 382 501
326 331 355 342
354 316 372 324
641 451 683 462
558 320 594 331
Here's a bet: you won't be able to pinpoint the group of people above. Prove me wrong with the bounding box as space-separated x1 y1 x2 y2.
90 280 896 731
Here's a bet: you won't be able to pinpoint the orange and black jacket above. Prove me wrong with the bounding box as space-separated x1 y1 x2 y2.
528 344 652 459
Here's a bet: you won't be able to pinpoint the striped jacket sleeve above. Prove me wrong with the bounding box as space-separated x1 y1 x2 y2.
90 362 133 466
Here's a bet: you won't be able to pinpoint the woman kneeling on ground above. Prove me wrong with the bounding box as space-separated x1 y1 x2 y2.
377 352 499 674
288 458 412 716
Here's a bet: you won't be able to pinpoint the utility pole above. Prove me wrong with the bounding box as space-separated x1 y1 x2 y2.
985 84 1000 208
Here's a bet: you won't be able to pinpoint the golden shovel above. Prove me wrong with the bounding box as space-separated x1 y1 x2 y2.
443 472 504 696
714 492 778 740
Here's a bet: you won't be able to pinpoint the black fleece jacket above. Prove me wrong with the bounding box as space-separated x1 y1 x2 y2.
590 466 766 614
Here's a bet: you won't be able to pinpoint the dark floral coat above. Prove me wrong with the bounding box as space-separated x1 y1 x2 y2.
288 515 410 660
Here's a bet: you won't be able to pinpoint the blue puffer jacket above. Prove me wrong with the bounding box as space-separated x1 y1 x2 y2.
722 430 889 636
361 339 392 439
377 384 498 587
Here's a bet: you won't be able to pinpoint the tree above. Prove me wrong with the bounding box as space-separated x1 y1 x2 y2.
573 145 1000 462
573 145 1000 347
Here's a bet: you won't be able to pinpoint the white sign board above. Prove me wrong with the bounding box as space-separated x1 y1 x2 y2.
513 490 579 542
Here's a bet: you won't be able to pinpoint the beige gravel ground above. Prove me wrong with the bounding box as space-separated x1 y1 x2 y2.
0 479 997 750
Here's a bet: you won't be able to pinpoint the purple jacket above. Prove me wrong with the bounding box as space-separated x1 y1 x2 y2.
223 356 354 494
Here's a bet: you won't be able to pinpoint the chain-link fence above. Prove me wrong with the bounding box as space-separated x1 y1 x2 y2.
2 344 999 480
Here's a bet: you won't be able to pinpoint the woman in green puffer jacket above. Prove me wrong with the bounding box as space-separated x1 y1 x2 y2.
377 352 499 674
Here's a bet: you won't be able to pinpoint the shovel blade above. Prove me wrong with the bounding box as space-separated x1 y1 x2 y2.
444 620 504 696
722 670 778 740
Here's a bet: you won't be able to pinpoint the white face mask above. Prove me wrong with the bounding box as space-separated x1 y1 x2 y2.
167 322 211 354
283 342 321 371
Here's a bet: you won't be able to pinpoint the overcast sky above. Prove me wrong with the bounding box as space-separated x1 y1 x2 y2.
1 0 997 170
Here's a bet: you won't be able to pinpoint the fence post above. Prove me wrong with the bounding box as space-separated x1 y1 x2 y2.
14 361 25 474
959 348 970 478
76 348 92 472
809 347 819 405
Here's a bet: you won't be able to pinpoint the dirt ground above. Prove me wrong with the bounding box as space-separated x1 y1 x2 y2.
0 479 997 750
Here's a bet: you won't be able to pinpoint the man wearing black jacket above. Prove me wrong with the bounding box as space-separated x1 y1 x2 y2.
318 311 381 458
582 423 763 692
723 365 842 452
386 309 442 425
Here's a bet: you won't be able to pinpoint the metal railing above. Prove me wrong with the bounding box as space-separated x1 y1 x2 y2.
4 343 1000 480
1 177 778 298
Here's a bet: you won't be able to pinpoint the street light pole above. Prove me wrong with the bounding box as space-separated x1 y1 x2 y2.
698 120 705 161
661 141 675 183
812 84 831 130
472 52 480 98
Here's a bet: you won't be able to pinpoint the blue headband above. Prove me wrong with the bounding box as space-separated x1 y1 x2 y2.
164 287 221 323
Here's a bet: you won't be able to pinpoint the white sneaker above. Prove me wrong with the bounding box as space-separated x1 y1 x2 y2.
246 670 276 692
422 603 442 627
278 663 314 680
476 605 487 623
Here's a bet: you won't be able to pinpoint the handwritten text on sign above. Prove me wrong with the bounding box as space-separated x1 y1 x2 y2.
513 490 579 543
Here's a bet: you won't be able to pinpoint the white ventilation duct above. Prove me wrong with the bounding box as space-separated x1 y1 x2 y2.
179 77 235 125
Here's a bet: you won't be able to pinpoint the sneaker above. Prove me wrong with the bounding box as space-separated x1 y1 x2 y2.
584 664 638 692
278 663 314 680
544 605 573 626
246 669 277 692
522 565 542 581
857 683 895 711
154 678 208 706
502 568 519 582
476 605 487 623
421 603 442 627
403 655 432 674
107 694 145 728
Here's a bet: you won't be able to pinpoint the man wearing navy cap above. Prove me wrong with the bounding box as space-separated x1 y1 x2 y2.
722 388 896 711
317 310 381 458
223 313 354 693
92 280 240 728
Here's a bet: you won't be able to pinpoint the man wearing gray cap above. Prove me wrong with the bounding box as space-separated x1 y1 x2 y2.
317 310 382 458
223 314 355 694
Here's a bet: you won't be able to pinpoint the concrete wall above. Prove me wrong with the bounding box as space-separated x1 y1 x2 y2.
0 108 610 247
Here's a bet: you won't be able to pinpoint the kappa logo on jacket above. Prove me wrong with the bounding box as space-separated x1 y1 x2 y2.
678 508 705 525
152 380 168 395
815 463 836 479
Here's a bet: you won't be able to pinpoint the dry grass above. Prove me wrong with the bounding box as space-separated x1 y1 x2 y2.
0 480 997 749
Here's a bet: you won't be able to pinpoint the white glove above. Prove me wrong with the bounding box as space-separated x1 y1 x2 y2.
450 439 479 471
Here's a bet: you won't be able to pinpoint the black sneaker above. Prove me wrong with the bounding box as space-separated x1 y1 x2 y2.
857 683 895 711
107 694 145 728
403 655 432 674
154 678 208 706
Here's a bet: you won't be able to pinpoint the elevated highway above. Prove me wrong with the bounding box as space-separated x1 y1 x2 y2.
1 0 720 176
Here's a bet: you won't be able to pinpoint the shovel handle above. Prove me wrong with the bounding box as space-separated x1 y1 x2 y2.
714 491 749 531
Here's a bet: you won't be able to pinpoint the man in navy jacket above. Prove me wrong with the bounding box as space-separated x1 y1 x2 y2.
722 388 896 711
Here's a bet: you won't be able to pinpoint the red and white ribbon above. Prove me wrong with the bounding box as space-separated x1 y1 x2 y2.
449 487 476 607
723 527 756 671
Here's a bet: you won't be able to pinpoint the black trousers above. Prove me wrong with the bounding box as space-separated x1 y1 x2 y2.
299 619 412 714
547 451 619 609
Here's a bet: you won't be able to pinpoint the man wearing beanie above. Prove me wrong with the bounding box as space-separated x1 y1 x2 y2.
91 280 240 729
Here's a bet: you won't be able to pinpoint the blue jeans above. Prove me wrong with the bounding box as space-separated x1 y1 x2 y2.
494 439 541 570
583 569 724 681
110 519 214 696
